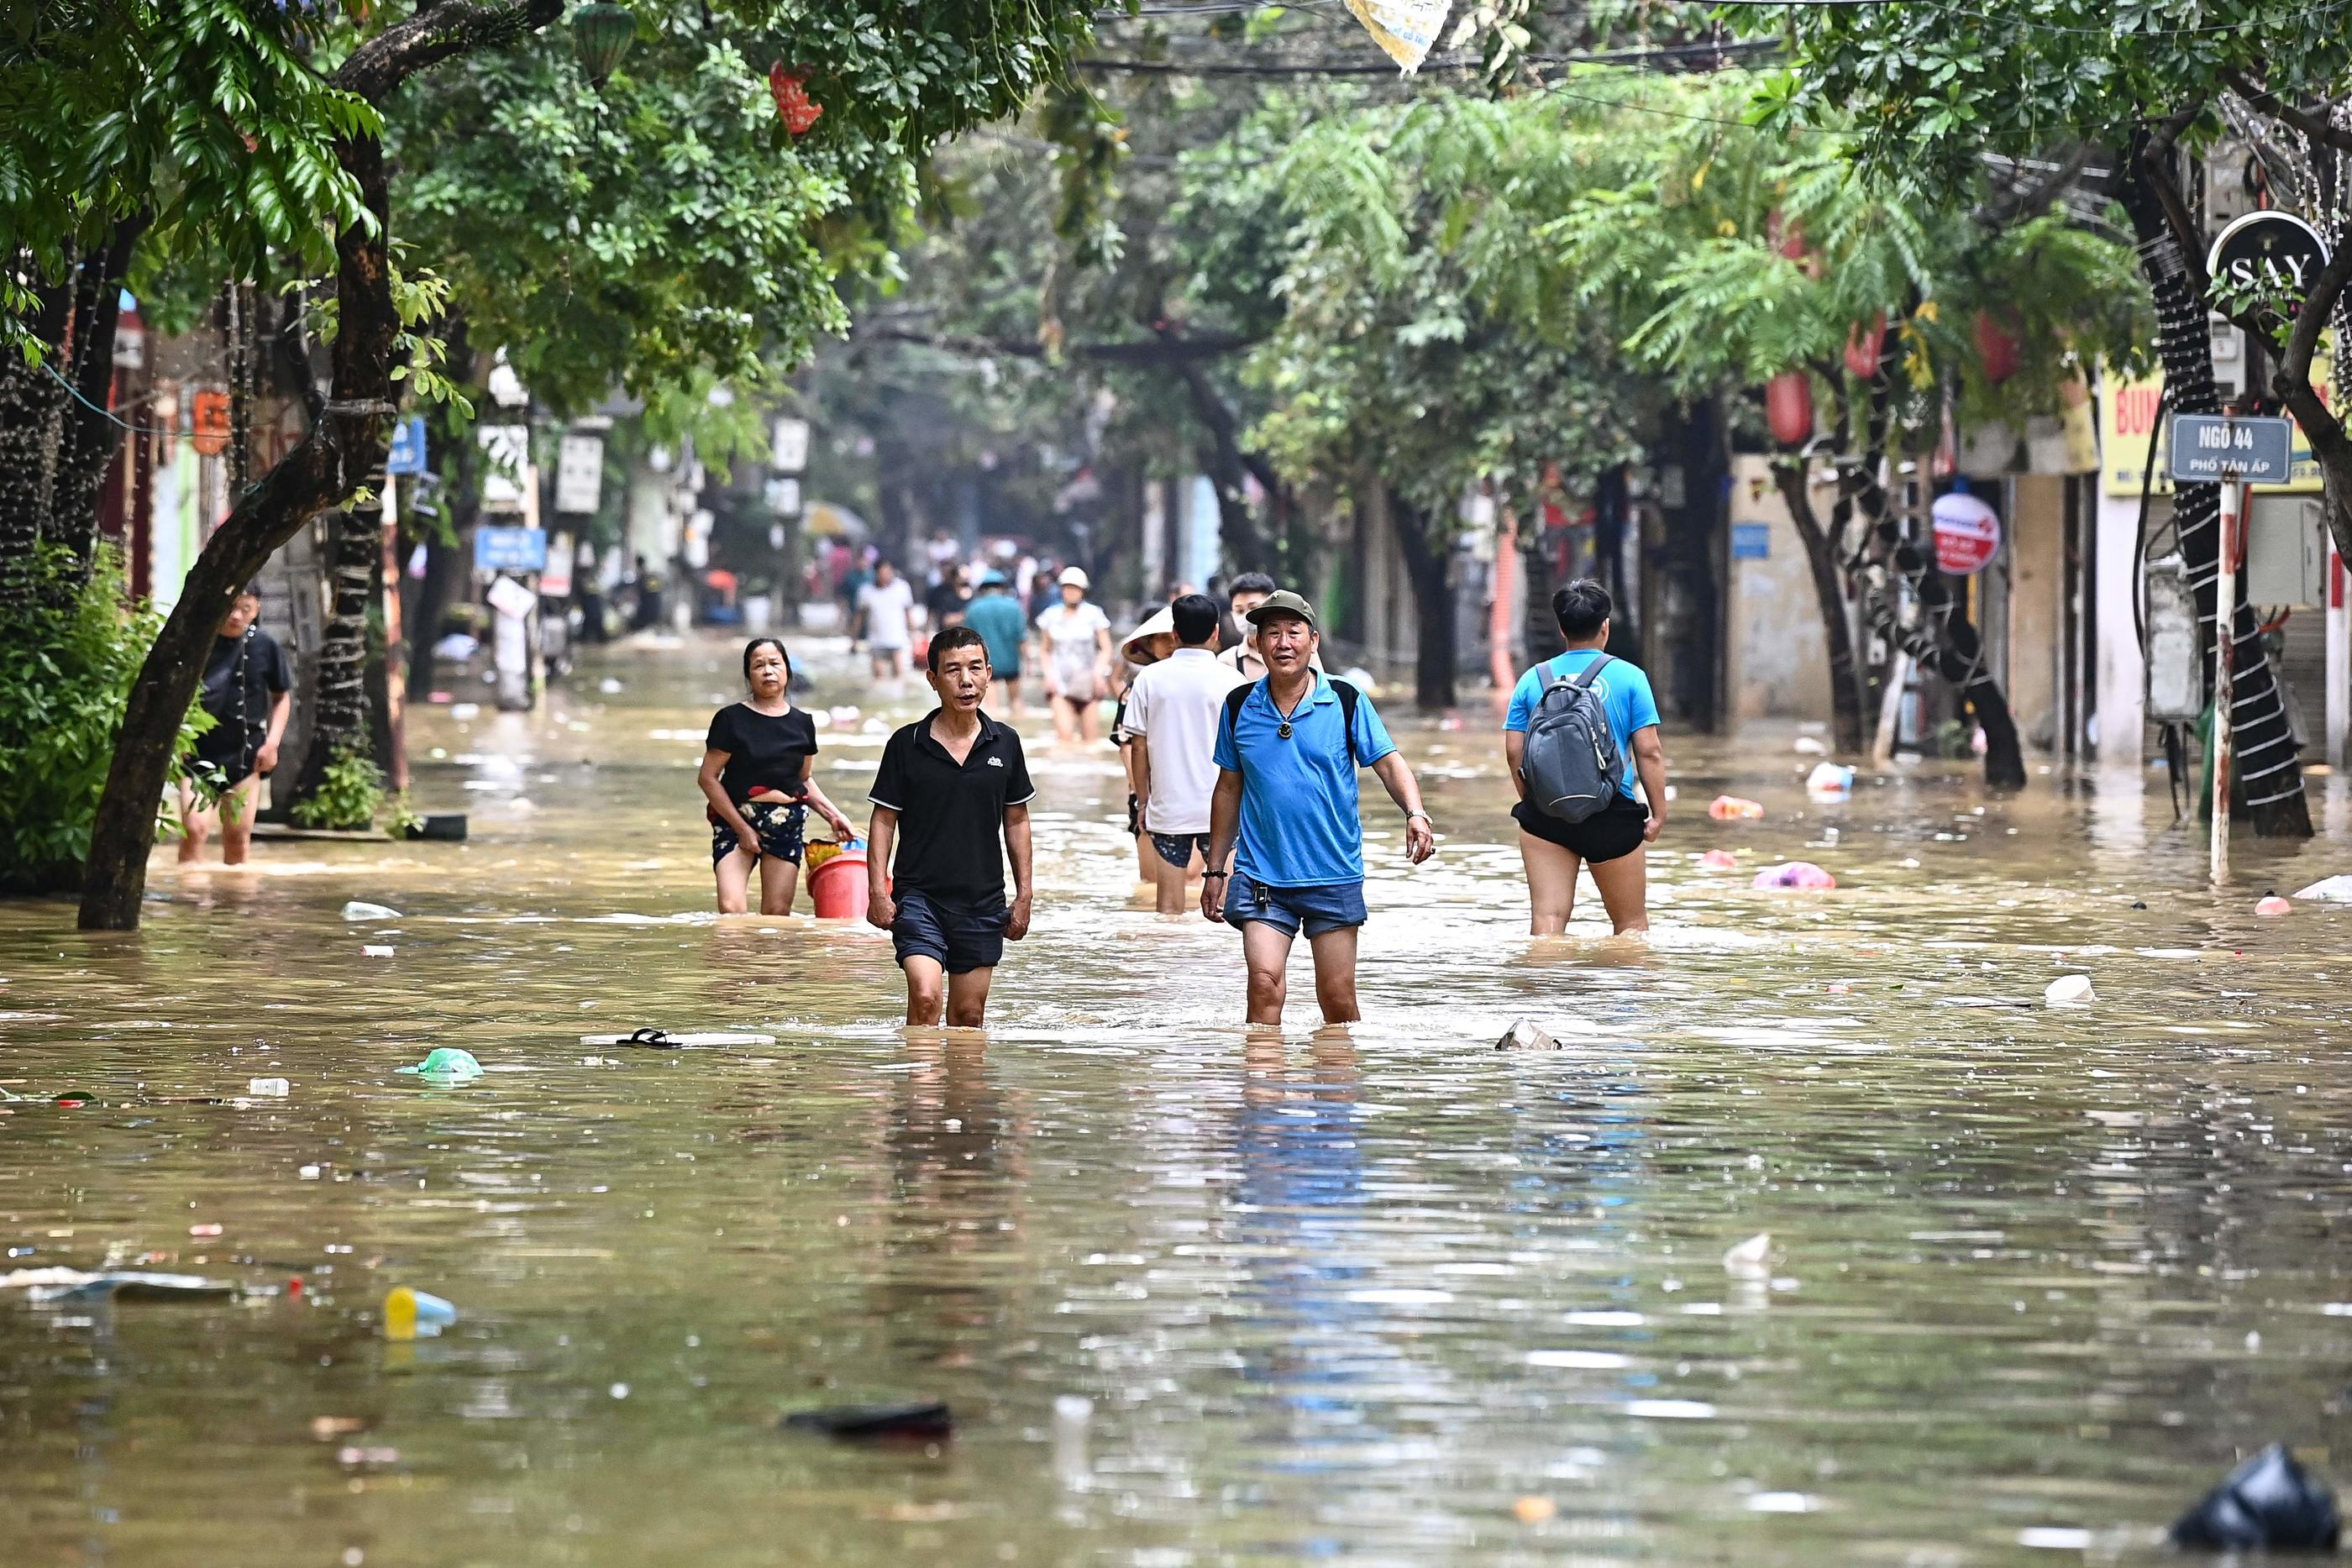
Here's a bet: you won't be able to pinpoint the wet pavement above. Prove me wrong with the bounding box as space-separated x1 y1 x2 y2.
4 634 2352 1565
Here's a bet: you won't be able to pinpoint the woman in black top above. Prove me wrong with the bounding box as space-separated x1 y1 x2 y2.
697 637 856 915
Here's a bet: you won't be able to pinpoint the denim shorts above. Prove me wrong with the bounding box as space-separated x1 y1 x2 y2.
1223 875 1368 937
892 889 1009 975
711 799 806 866
1151 831 1214 871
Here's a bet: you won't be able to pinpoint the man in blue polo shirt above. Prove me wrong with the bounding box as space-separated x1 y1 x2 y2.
1201 590 1436 1026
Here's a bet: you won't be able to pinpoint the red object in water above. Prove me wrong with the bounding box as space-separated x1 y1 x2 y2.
1765 370 1814 447
1844 312 1887 380
288 1277 304 1297
1974 308 2023 385
808 847 874 920
769 63 822 136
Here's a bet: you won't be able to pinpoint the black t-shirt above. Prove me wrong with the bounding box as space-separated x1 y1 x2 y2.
704 703 819 805
926 579 969 625
195 627 293 771
867 711 1034 906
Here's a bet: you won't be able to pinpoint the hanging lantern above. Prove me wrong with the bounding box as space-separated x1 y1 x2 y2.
1974 308 2023 385
1843 312 1887 381
769 61 822 136
571 3 636 87
1765 371 1814 448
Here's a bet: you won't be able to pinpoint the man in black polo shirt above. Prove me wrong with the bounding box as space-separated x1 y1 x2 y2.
866 626 1036 1026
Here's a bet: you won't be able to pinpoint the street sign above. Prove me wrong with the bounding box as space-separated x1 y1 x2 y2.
770 416 810 473
1730 522 1769 560
2167 413 2293 484
1930 490 2002 576
475 525 548 573
2207 212 2329 312
386 416 428 475
554 433 604 514
478 424 529 508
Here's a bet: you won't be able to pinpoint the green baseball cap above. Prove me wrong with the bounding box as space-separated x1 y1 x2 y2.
1243 589 1316 630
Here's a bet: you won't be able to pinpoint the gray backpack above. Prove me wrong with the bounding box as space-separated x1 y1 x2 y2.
1520 654 1622 822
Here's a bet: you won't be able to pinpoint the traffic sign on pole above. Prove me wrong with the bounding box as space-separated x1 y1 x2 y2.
2167 414 2292 485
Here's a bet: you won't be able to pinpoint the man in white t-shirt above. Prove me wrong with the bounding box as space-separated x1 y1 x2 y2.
1124 593 1246 914
857 559 916 680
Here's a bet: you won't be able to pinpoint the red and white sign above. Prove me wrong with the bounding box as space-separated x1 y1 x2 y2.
1930 490 2001 576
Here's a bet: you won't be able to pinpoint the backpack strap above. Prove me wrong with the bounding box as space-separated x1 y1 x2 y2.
1223 677 1362 771
1222 681 1255 782
1326 677 1361 768
1568 652 1614 690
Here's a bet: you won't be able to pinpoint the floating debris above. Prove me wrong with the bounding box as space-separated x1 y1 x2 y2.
782 1402 953 1440
2171 1444 2339 1551
2043 974 2096 1007
1 1267 237 1303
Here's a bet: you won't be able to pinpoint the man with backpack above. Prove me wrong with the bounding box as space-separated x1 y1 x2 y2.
1504 579 1668 935
1202 590 1436 1025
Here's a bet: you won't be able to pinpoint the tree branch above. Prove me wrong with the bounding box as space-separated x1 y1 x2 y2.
859 323 1256 364
1975 144 2093 231
2222 69 2352 153
333 0 564 103
2139 104 2208 298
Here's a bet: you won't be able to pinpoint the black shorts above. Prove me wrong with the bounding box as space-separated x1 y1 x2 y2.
1152 831 1213 871
186 748 258 791
1514 792 1647 864
891 889 1008 975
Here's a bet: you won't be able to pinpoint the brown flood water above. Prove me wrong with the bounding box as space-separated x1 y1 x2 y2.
4 635 2352 1566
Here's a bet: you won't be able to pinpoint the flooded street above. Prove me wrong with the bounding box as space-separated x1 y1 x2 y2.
6 636 2352 1566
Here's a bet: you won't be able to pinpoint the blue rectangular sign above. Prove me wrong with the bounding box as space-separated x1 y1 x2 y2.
1731 522 1771 560
474 525 547 573
386 415 428 476
2167 414 2292 485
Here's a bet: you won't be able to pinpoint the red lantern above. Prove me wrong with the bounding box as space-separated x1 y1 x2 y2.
1844 312 1887 380
1973 308 2022 385
769 62 822 135
1766 371 1814 447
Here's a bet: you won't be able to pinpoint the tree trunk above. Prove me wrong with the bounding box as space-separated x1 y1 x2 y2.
0 280 74 611
286 507 377 819
1846 461 2029 788
1520 519 1562 666
78 134 404 929
408 398 480 697
2118 149 2313 836
1390 491 1457 710
1173 358 1277 574
47 215 150 587
1772 459 1868 753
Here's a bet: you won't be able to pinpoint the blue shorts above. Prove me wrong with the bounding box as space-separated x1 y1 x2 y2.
892 889 1009 975
1223 875 1367 938
712 800 806 866
1151 831 1213 871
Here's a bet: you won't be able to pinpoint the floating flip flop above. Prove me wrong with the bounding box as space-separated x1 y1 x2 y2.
579 1029 778 1049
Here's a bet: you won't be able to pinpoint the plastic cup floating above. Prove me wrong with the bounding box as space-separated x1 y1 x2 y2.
383 1286 457 1340
396 1048 482 1082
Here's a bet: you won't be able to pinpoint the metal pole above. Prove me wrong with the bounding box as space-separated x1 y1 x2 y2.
2328 529 2348 769
2211 480 2239 884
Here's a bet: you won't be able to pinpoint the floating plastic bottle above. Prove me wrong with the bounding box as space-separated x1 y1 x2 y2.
383 1286 457 1340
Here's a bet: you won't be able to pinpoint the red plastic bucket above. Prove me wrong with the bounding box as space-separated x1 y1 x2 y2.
808 847 871 920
